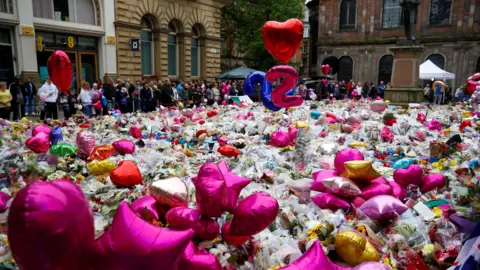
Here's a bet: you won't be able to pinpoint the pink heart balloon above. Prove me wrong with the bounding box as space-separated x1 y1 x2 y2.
352 262 391 270
389 181 407 200
359 195 408 221
361 183 393 201
271 130 293 148
421 173 446 193
94 202 194 269
229 192 279 236
112 140 135 155
393 165 424 188
321 64 331 75
166 206 220 241
312 193 350 211
25 132 50 153
311 170 339 192
191 163 228 218
280 241 350 270
218 160 251 212
32 124 52 136
8 180 94 270
178 241 222 270
129 126 143 139
334 148 365 174
76 131 96 160
288 126 298 143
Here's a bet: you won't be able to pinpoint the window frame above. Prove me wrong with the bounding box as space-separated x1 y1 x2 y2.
34 0 97 25
140 18 154 76
190 27 200 78
339 0 357 31
168 23 179 78
429 0 452 26
381 0 402 29
337 56 354 82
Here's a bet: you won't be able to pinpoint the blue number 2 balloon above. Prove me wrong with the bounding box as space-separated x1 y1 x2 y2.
243 71 294 111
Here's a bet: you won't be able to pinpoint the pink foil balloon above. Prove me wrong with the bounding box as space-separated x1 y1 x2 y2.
312 193 350 211
218 160 251 212
266 65 303 108
177 241 222 270
76 131 96 160
280 241 351 270
426 118 442 131
129 126 143 139
32 124 52 136
25 132 50 153
8 180 94 270
371 177 388 185
166 206 220 241
393 165 424 188
352 262 391 270
352 196 366 208
334 148 365 174
288 126 298 142
421 173 446 193
237 114 247 120
131 196 161 222
370 101 387 113
342 124 354 133
112 140 135 155
217 137 228 146
389 181 407 200
222 221 250 246
359 195 408 221
229 192 279 236
271 130 293 147
0 191 11 212
94 202 194 270
361 183 393 201
381 127 394 143
311 170 339 192
327 117 337 124
191 163 228 217
321 177 362 197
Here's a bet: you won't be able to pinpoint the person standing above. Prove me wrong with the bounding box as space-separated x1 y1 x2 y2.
140 82 153 112
38 76 58 119
179 83 189 106
68 89 77 117
59 92 70 120
369 82 377 99
0 82 12 120
434 82 443 105
23 77 37 116
102 78 116 112
160 79 174 107
9 76 26 120
79 82 93 116
378 81 386 99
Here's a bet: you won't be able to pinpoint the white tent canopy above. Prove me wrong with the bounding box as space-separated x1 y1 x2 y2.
419 60 455 80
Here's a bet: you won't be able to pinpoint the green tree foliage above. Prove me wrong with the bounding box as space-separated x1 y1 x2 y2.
222 0 303 71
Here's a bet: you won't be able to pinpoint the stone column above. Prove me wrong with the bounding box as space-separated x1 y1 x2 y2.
385 45 425 105
198 37 207 80
205 38 222 82
177 33 187 81
157 30 168 80
182 33 192 82
100 0 117 81
15 0 39 85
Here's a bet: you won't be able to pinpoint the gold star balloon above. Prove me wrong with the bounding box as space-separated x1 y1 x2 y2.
341 160 381 184
334 231 380 266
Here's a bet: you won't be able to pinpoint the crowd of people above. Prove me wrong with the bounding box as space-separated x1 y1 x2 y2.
0 75 475 121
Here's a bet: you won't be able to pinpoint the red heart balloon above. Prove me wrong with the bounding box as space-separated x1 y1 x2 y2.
47 50 73 94
321 64 330 75
262 19 304 64
110 160 143 187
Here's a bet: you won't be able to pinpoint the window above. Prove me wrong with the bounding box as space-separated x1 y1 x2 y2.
382 0 401 28
168 22 178 77
476 57 480 73
141 17 153 76
340 0 356 30
309 16 318 64
427 54 445 70
429 0 452 26
337 56 354 82
378 55 393 84
33 0 97 25
0 0 13 14
191 26 200 77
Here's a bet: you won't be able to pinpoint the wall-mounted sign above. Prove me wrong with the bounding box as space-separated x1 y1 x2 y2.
21 25 34 36
106 36 116 44
37 36 43 52
130 38 140 51
67 36 75 48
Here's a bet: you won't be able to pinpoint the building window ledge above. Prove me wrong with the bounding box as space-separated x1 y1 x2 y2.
379 26 402 31
427 24 454 28
339 28 357 33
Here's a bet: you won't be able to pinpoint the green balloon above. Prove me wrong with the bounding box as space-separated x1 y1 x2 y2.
50 143 77 157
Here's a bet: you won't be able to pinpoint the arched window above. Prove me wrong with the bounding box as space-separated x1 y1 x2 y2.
427 54 445 70
378 55 393 84
382 0 401 28
476 57 480 73
340 0 356 30
33 0 97 25
141 16 153 76
337 56 353 82
429 0 452 26
191 26 200 78
168 22 178 77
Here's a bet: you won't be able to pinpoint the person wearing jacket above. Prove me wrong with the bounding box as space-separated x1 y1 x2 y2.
37 76 59 120
140 82 153 112
160 79 174 107
23 77 37 116
79 82 93 116
102 78 116 112
9 76 26 120
179 83 189 106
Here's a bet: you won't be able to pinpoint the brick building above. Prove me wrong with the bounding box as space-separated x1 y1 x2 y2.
306 0 480 88
115 0 224 82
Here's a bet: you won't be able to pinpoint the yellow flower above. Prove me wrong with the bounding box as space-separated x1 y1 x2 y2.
450 159 457 166
307 224 323 241
268 264 286 270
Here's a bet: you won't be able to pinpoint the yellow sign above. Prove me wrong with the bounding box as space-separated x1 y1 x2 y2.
106 36 116 44
37 36 43 52
21 25 34 36
67 36 75 48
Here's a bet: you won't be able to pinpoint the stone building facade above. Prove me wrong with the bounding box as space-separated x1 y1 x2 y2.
306 0 480 88
115 0 224 82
